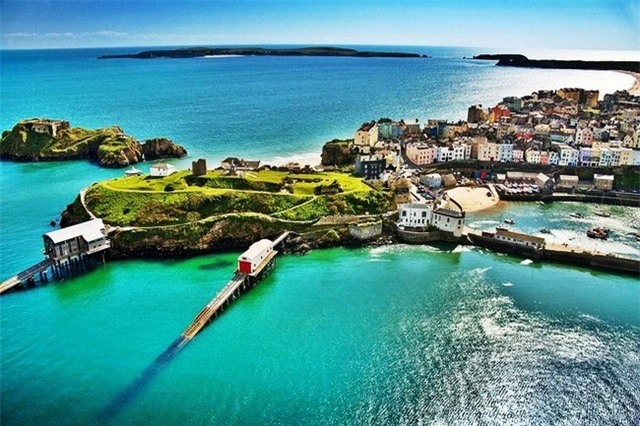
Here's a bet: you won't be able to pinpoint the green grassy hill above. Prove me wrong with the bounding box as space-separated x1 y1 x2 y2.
82 169 390 226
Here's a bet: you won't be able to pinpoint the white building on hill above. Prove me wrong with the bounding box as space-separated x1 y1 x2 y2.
150 163 177 177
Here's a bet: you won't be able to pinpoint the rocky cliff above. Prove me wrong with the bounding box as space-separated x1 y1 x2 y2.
321 139 355 167
0 120 187 168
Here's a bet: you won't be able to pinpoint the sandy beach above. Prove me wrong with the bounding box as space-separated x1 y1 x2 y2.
617 70 640 95
445 186 500 212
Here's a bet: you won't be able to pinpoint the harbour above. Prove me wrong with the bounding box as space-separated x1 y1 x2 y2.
1 45 639 425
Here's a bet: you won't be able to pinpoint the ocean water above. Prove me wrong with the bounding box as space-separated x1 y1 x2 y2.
1 46 639 425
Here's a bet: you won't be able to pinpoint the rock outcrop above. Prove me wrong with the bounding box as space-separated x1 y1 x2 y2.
321 139 355 167
142 137 187 160
0 119 187 168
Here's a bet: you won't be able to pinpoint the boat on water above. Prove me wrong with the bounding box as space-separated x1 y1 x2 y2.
569 213 584 219
537 201 546 205
540 228 551 234
504 218 515 224
594 211 611 218
587 227 610 239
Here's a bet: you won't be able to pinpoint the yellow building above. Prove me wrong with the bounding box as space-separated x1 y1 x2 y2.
354 122 379 146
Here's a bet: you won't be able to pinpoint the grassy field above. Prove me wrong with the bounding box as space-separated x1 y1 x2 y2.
86 168 389 226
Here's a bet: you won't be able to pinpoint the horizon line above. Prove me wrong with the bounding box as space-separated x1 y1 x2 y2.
1 42 637 53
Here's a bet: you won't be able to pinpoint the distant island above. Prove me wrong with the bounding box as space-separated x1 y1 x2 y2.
473 54 640 73
98 46 426 60
0 119 187 168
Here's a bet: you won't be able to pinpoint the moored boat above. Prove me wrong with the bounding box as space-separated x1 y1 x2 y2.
594 211 611 218
569 213 584 219
540 228 551 234
504 218 515 224
587 227 610 239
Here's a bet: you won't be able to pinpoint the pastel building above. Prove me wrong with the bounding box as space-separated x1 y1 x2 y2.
354 122 379 146
406 142 435 165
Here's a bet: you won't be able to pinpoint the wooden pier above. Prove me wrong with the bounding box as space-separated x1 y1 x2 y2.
100 232 290 420
0 258 54 295
179 235 285 343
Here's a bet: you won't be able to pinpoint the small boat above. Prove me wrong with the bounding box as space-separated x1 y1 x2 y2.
504 218 515 224
540 228 551 234
569 213 584 219
537 201 546 205
594 211 611 218
587 227 610 239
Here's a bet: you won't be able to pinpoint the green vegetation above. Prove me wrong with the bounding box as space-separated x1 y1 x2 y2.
84 168 391 226
1 120 186 167
0 123 139 162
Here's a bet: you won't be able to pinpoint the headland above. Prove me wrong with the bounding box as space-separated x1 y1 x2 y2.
473 54 640 73
98 46 427 60
0 119 187 168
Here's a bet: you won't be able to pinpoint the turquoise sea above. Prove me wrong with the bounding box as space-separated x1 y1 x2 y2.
1 46 639 425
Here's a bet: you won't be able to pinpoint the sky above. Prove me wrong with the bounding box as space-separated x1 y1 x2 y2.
0 0 638 51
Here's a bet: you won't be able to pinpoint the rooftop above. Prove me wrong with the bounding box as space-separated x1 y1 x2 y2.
44 219 106 244
239 239 272 261
434 208 464 218
495 228 545 245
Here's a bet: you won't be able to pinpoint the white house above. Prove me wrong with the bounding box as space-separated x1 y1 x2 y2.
398 203 433 228
397 203 465 237
150 163 177 177
431 208 466 237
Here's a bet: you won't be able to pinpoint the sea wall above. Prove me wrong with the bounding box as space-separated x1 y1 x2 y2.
348 221 382 241
542 248 640 275
396 228 461 244
466 234 543 259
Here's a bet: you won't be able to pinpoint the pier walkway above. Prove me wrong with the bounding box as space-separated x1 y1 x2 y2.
0 258 54 295
100 232 291 420
181 272 246 340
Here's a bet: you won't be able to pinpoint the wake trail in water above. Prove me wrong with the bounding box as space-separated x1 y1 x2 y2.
97 337 187 423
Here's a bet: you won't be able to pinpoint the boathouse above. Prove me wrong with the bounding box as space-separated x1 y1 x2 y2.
43 219 110 267
237 239 275 275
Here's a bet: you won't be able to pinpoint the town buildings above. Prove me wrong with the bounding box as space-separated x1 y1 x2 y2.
350 87 639 191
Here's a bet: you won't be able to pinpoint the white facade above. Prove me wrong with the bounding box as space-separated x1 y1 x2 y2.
431 209 465 237
150 163 177 177
398 203 432 227
556 145 579 166
397 204 465 237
